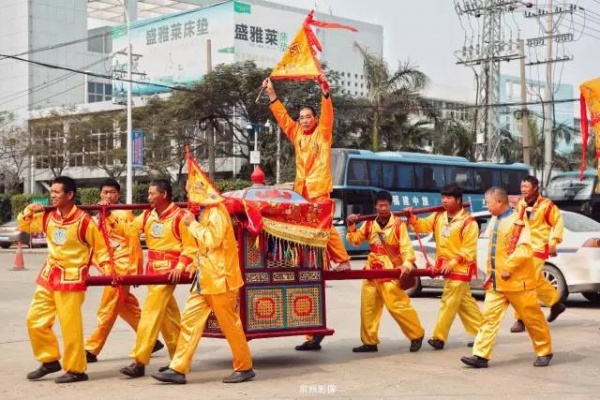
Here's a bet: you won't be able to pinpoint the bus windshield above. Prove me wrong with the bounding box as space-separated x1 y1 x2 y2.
547 175 595 201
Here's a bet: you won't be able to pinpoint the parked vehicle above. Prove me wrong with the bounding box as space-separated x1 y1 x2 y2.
408 210 600 304
0 220 47 248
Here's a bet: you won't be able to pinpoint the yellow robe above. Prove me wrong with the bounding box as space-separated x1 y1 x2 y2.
116 202 198 365
346 215 424 345
515 196 563 311
472 208 552 360
18 204 111 374
85 209 144 356
269 95 333 200
170 203 252 374
410 208 482 343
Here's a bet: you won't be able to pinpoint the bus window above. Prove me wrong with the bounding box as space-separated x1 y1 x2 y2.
415 165 445 191
473 168 498 193
445 166 474 191
347 160 369 185
382 162 395 190
368 161 382 187
500 170 524 194
396 163 414 190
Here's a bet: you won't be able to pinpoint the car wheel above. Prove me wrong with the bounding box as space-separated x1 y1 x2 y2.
582 292 600 304
405 277 422 297
0 243 10 249
542 264 568 303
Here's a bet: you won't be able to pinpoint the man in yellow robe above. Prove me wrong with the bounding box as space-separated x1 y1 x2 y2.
461 187 553 368
19 176 114 383
85 178 164 362
346 190 425 353
151 202 255 384
119 179 197 378
510 175 566 333
407 183 483 350
263 74 351 351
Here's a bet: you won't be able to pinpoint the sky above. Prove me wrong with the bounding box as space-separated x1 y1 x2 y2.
268 0 600 97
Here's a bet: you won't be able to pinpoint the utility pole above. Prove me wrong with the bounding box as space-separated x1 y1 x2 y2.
455 1 526 162
518 39 531 166
206 39 215 180
543 0 554 186
524 2 575 184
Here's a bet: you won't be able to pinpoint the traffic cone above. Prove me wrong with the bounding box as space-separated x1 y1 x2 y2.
11 241 26 271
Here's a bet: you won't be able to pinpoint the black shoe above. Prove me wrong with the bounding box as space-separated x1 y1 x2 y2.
54 372 89 384
158 365 170 373
27 361 61 380
85 351 98 363
427 338 444 350
410 337 424 352
295 341 321 351
151 368 186 384
152 340 165 354
352 344 378 353
460 355 489 368
120 362 145 378
510 320 525 333
533 354 553 367
222 369 256 383
547 303 566 323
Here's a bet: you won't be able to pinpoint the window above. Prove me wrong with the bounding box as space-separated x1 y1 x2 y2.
446 166 475 191
395 163 415 190
367 161 382 187
415 164 445 191
499 170 528 194
547 175 596 201
88 82 112 103
473 168 498 193
347 160 368 185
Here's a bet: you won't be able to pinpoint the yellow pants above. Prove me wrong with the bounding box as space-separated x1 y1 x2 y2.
432 280 483 342
514 257 560 320
360 280 424 345
131 284 181 365
473 289 552 360
85 285 141 356
27 285 86 373
170 290 252 374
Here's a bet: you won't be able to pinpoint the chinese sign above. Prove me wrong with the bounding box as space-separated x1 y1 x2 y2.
132 130 145 169
112 3 234 95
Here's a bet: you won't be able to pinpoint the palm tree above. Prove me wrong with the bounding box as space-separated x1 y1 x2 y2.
354 43 428 151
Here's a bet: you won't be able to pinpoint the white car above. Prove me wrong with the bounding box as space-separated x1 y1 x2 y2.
408 210 600 304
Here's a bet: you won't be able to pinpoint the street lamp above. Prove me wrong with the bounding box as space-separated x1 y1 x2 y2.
119 1 133 204
264 120 281 184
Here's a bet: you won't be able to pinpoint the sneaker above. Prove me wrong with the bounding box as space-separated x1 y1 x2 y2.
410 337 424 352
547 303 566 323
222 369 256 383
427 338 444 350
54 372 89 384
460 355 489 368
510 320 525 333
151 368 186 384
295 341 321 351
85 351 98 363
119 362 145 378
352 344 378 353
26 361 61 380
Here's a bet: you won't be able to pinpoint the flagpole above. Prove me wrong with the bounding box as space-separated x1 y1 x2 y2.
255 87 264 104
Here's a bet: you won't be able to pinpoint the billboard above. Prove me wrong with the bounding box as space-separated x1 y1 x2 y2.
132 130 144 169
233 1 308 68
112 2 235 96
